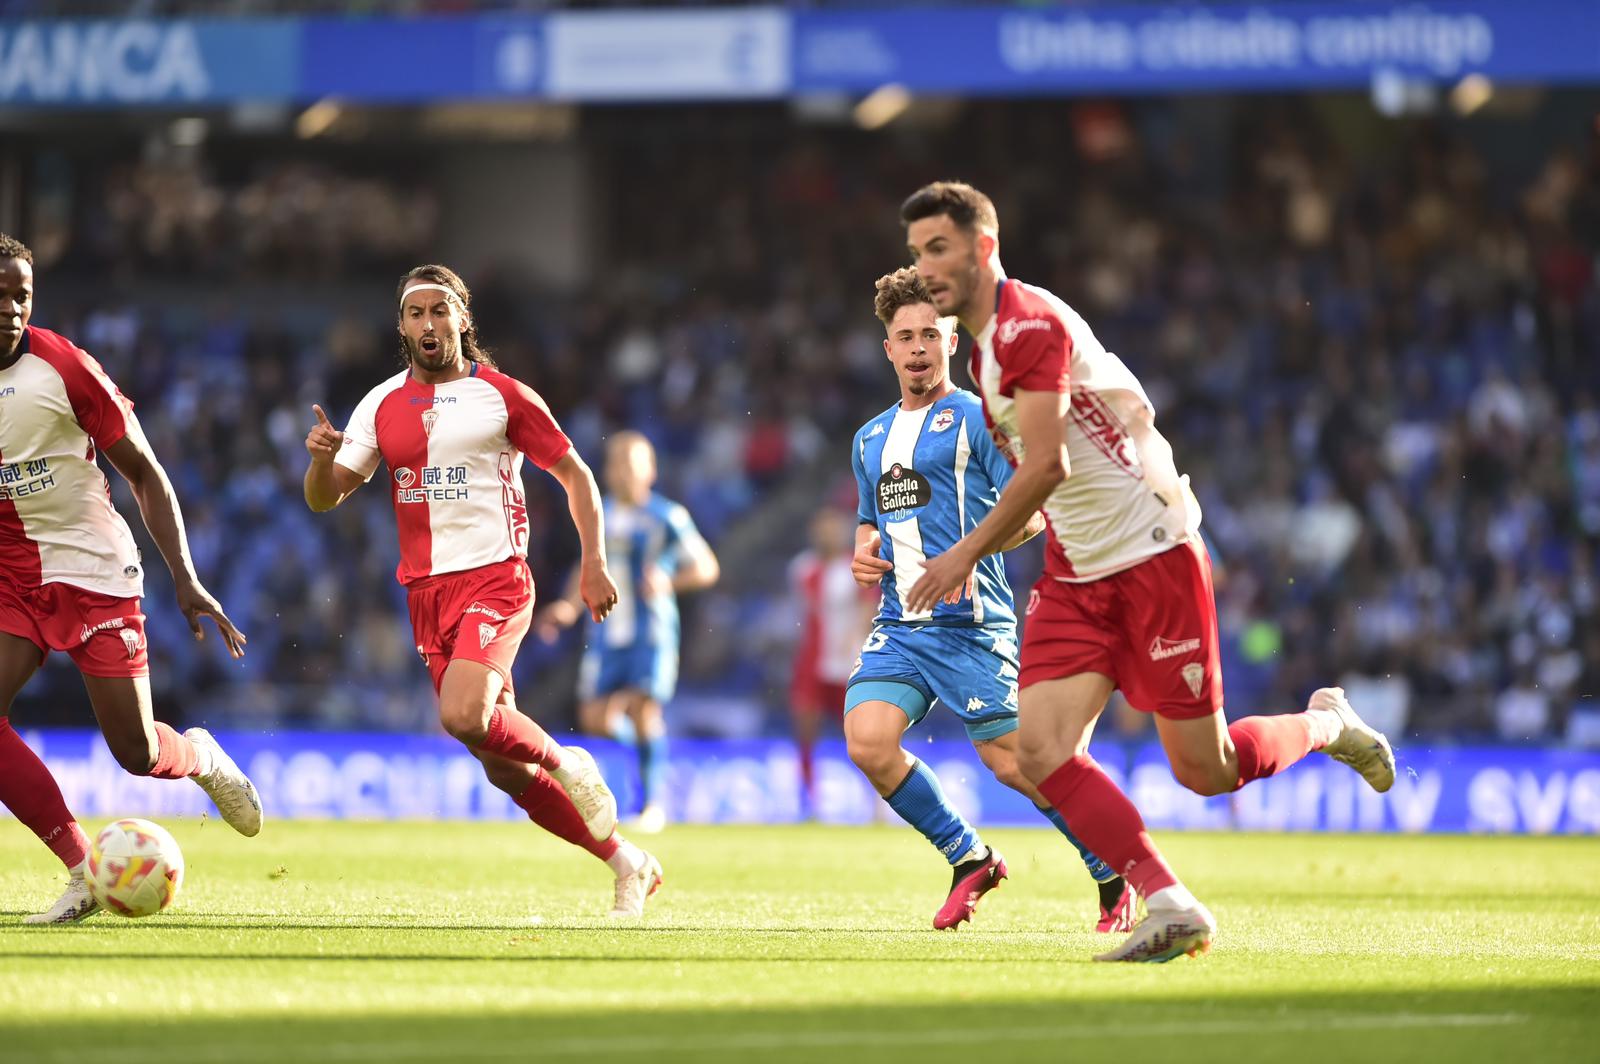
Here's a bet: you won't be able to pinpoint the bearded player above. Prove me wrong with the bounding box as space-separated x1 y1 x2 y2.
899 182 1396 961
303 264 661 918
847 267 1132 932
0 233 261 924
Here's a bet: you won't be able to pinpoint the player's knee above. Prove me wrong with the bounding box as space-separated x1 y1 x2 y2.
1015 741 1058 787
990 760 1033 796
845 732 898 781
1173 759 1234 797
439 699 492 745
109 731 159 776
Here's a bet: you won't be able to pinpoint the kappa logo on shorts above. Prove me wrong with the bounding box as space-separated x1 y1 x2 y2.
120 628 143 660
477 623 497 649
966 697 988 712
1149 635 1201 661
1182 662 1205 698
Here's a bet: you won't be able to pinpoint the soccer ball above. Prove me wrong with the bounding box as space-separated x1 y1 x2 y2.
85 818 185 918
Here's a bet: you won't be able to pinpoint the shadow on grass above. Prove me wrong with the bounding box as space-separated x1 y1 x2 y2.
2 986 1596 1064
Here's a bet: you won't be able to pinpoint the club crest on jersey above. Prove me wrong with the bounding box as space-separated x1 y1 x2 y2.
1182 662 1205 698
478 623 497 650
930 408 956 433
877 463 931 515
421 410 439 437
394 467 417 488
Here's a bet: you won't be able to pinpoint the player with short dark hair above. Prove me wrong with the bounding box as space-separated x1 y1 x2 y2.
303 264 662 918
0 232 262 924
847 266 1133 932
537 430 720 834
899 182 1397 961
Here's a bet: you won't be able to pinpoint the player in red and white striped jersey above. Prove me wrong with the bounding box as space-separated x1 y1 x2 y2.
787 507 874 817
0 233 262 924
897 183 1397 962
303 264 661 917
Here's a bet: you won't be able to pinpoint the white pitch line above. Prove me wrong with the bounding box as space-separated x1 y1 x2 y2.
28 1012 1526 1064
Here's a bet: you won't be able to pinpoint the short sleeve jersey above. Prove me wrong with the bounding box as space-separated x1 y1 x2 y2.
0 326 144 596
970 278 1202 582
595 492 707 650
852 389 1017 627
335 363 572 585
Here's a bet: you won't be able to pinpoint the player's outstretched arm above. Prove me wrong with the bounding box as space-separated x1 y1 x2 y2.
546 450 619 623
104 419 247 658
303 404 366 511
906 389 1070 613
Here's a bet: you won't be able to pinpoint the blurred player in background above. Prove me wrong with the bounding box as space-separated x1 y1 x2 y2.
901 181 1396 961
0 233 261 924
303 264 662 918
787 507 874 818
847 267 1132 932
537 431 719 834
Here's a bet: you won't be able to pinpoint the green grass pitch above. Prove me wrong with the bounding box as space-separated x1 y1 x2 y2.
1 821 1596 1063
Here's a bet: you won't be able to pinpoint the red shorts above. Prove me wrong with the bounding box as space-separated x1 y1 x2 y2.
1019 540 1222 721
0 580 149 678
405 557 534 695
791 674 848 718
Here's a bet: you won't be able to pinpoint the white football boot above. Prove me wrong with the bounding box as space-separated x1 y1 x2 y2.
185 727 264 836
1310 687 1397 793
550 746 618 841
24 869 99 925
609 851 664 919
1094 900 1216 963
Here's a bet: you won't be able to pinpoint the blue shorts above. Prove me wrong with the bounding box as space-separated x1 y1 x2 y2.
844 623 1020 742
578 641 678 704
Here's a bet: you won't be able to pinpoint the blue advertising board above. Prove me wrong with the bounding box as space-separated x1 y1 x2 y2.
7 729 1598 835
1 2 1595 106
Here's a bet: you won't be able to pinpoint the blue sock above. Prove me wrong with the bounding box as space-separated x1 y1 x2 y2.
1036 804 1116 882
607 715 637 745
885 759 981 866
640 729 668 808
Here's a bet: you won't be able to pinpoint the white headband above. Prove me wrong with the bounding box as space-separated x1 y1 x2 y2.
399 282 465 309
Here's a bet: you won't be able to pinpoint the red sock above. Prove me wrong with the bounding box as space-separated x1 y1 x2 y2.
1037 754 1177 898
479 706 560 769
798 741 815 805
0 719 89 868
147 722 199 779
1228 714 1320 790
514 770 619 861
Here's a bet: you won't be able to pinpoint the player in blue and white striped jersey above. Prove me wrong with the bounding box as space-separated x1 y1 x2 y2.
846 267 1133 932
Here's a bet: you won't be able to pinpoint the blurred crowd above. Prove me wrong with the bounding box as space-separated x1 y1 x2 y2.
12 93 1600 746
